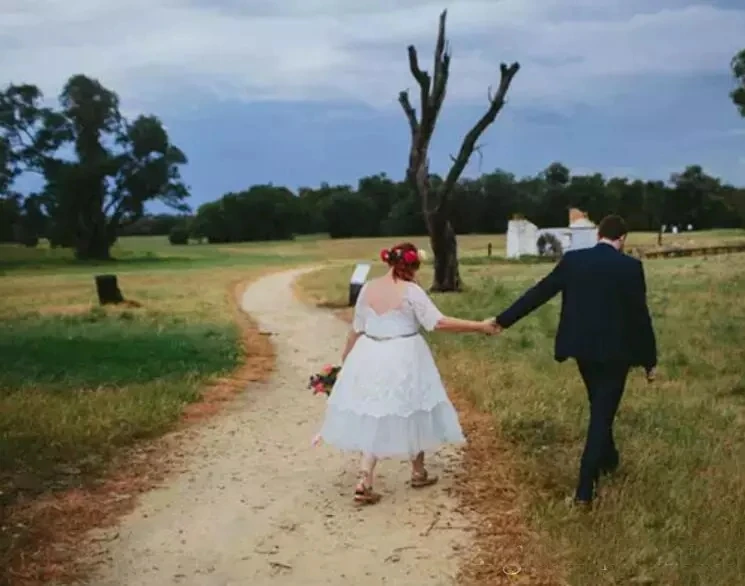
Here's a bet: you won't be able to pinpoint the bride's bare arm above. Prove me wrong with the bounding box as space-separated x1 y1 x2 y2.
434 316 493 334
341 330 362 363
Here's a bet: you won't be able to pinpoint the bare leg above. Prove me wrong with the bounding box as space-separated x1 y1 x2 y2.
410 451 438 488
411 451 425 475
355 453 381 504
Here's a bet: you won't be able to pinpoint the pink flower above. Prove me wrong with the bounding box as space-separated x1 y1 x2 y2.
403 249 418 263
321 364 334 374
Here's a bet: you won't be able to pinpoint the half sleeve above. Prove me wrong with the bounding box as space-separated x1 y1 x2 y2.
352 285 367 333
407 284 444 332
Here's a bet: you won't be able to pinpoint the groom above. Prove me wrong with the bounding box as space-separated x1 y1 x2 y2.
492 215 657 507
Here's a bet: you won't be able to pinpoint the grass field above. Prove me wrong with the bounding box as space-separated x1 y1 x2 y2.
2 230 745 585
0 237 308 579
295 235 745 586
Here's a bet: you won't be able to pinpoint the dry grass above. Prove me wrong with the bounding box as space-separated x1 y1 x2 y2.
3 230 745 585
320 302 564 584
0 260 282 585
1 275 276 586
295 241 745 586
296 265 569 584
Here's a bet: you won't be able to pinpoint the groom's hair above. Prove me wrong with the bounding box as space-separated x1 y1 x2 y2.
598 215 628 241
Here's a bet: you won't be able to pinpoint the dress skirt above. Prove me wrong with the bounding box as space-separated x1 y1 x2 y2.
319 333 465 458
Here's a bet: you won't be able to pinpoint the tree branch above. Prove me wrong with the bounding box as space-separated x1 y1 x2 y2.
397 91 419 137
407 45 431 114
429 10 450 118
439 62 520 212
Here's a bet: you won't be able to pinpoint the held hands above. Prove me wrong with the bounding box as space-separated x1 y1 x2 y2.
645 367 656 383
480 318 502 336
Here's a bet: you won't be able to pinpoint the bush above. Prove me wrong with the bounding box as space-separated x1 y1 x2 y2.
537 232 563 257
12 224 39 248
168 226 189 245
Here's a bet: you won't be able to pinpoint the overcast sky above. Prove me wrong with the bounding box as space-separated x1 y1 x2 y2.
2 0 744 210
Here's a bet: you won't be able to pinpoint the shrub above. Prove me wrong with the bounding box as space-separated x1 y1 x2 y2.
536 232 563 257
168 226 189 245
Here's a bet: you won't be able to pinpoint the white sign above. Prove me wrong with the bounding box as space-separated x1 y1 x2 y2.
350 263 371 285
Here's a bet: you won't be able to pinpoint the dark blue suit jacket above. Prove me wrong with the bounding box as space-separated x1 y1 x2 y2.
496 243 657 368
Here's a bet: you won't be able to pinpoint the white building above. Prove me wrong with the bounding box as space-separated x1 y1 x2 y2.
506 209 598 259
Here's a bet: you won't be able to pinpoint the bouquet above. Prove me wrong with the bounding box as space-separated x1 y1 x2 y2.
308 364 341 396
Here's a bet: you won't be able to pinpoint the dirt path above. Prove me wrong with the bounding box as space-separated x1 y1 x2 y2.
86 268 469 586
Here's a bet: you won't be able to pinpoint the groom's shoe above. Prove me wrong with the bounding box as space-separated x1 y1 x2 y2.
574 478 596 507
565 495 593 511
599 453 620 476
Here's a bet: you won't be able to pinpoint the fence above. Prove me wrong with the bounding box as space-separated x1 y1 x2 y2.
634 243 745 259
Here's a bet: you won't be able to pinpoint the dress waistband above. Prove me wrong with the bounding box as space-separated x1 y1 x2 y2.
363 332 419 341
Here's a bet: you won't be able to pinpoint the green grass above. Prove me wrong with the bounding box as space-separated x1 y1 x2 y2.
0 238 290 579
296 245 745 586
0 242 288 501
3 230 745 583
0 311 240 392
0 300 245 507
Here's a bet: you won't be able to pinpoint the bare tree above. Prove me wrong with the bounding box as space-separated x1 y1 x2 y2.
398 10 519 291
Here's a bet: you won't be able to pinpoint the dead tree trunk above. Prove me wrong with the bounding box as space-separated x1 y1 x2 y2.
430 217 460 291
398 9 519 292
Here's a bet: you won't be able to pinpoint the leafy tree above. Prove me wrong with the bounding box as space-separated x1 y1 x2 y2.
381 194 428 236
190 160 744 246
0 193 21 242
722 186 745 227
168 224 190 245
731 49 745 117
537 162 571 226
0 75 189 259
324 188 379 239
193 185 299 243
398 10 519 291
669 165 722 228
120 213 189 236
565 173 607 221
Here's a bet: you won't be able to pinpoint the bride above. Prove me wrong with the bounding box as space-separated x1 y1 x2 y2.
318 242 498 504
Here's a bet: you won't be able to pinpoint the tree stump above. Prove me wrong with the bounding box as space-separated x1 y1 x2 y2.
95 275 125 305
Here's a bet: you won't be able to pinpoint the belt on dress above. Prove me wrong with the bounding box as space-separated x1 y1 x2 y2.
363 332 419 341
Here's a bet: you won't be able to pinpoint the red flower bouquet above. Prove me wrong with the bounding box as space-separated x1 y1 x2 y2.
308 364 341 396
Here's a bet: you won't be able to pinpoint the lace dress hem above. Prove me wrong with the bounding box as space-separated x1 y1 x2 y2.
319 400 465 458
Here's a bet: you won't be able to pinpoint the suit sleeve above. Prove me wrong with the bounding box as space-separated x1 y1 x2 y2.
496 258 566 329
629 261 657 369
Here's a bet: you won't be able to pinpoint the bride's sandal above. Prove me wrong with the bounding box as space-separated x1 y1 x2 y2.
411 468 439 488
354 473 381 505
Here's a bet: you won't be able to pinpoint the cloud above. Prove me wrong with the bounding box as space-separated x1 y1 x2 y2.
1 0 743 111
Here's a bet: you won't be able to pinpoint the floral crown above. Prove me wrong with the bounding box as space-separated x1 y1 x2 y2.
380 247 427 265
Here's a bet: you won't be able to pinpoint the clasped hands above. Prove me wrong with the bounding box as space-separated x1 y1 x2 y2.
480 318 502 336
477 319 657 383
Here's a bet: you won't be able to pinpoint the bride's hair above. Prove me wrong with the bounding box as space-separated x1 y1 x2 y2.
380 242 421 282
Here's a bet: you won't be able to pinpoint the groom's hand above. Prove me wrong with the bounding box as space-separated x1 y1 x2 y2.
645 367 656 383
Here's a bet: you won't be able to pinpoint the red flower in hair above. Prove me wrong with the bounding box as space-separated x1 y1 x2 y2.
403 249 418 264
380 249 390 262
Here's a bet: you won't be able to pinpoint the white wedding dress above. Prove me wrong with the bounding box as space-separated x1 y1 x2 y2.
319 281 465 457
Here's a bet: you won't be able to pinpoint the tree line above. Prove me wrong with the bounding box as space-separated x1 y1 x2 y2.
2 42 744 271
4 151 745 248
160 162 741 245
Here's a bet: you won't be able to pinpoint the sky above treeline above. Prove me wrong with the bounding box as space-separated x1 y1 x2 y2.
3 0 744 212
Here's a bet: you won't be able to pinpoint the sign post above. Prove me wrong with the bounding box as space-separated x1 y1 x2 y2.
349 263 371 306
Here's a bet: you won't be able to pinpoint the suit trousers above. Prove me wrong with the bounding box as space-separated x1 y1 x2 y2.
575 360 630 501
